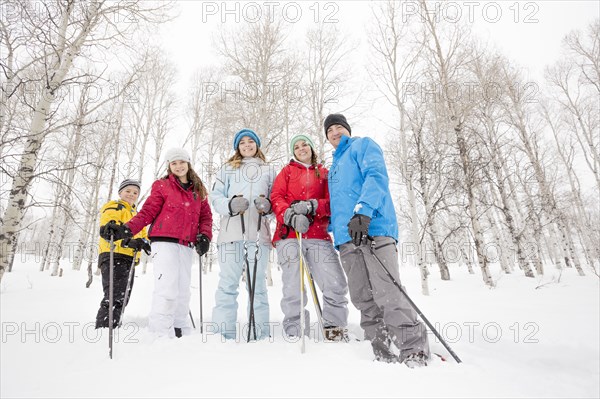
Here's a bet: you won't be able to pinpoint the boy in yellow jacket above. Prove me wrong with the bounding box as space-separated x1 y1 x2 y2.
95 179 150 329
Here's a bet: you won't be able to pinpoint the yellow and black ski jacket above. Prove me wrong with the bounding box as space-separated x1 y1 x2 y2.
98 200 148 263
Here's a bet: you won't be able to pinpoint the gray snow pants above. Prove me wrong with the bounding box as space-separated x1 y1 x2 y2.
276 238 349 337
339 236 430 362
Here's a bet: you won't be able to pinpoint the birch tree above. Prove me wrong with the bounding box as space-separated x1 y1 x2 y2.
125 46 177 191
469 52 537 277
368 1 434 293
185 68 233 275
541 100 599 271
215 15 292 158
500 64 585 276
417 0 495 286
304 23 354 161
0 0 172 282
546 60 600 192
557 20 600 191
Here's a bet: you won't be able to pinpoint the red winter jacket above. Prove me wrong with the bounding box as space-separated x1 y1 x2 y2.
127 174 213 246
270 160 331 244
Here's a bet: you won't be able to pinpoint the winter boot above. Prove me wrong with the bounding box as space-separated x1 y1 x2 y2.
174 327 182 338
372 336 398 363
95 300 122 328
324 326 349 342
403 351 428 368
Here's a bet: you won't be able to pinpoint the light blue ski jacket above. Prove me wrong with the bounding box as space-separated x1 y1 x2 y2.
328 135 399 248
211 157 276 245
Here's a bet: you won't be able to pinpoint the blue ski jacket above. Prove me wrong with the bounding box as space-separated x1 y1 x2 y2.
211 157 276 245
328 135 398 248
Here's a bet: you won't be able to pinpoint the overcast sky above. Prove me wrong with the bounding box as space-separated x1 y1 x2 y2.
152 0 599 144
158 1 599 78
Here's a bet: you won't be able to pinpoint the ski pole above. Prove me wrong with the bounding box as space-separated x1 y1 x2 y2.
118 250 139 328
304 265 326 340
295 234 325 340
189 310 196 329
108 234 115 359
199 252 204 334
238 204 253 342
296 231 306 354
247 210 263 342
367 237 462 363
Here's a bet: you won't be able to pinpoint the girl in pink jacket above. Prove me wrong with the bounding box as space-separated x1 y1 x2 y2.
101 148 212 338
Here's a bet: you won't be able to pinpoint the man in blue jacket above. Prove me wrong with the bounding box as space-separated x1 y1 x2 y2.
325 113 430 367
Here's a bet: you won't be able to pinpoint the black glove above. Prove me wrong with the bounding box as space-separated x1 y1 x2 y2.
254 196 272 214
100 221 133 242
229 195 249 215
347 214 371 246
195 234 210 256
123 238 151 255
291 199 318 215
284 208 310 234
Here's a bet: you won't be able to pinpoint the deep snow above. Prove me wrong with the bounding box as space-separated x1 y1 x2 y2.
1 256 598 398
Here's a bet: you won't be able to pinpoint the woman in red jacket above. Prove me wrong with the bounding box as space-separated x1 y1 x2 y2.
271 134 349 341
101 148 212 338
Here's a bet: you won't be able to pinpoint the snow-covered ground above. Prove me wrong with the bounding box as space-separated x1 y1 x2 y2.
1 257 598 398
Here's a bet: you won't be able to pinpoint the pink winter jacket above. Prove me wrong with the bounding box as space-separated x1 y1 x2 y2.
127 174 213 246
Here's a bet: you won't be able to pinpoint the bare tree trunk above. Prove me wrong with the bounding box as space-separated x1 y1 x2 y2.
504 161 547 272
530 229 545 276
73 158 105 271
419 0 494 286
490 154 534 277
72 212 92 271
369 3 436 292
560 218 585 276
49 84 90 276
503 64 584 276
486 211 511 274
543 103 600 271
6 234 18 273
461 236 475 275
40 203 60 272
305 23 354 162
1 0 100 282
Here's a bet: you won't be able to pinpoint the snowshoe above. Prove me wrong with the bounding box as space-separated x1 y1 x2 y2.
403 351 428 368
324 326 349 342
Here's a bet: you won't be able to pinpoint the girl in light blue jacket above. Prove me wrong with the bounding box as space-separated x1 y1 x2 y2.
210 129 275 341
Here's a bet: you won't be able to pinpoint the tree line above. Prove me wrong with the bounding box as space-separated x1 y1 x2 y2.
1 1 598 292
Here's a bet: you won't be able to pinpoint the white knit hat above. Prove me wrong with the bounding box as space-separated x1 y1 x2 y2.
164 147 191 164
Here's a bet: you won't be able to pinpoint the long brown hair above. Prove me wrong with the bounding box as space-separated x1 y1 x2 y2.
309 148 321 179
164 163 208 200
227 148 267 169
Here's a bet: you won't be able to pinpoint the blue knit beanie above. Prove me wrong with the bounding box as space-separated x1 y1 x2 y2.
233 129 261 151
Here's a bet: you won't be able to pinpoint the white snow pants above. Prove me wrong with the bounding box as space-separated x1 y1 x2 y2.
148 241 195 338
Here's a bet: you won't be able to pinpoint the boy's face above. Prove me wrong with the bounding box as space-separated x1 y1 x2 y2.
326 124 351 149
119 186 140 205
